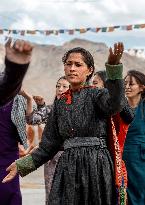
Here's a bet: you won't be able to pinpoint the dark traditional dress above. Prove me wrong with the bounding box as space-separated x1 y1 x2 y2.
16 64 134 205
123 100 145 205
0 58 29 205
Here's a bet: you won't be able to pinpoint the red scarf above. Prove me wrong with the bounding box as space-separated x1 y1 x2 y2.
61 86 95 104
108 113 129 205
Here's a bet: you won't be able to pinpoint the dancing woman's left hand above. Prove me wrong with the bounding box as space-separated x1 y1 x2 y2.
2 162 17 183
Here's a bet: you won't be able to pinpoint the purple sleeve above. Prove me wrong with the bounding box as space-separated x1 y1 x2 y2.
0 58 29 106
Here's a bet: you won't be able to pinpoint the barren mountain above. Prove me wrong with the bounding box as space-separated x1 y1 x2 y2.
0 38 145 104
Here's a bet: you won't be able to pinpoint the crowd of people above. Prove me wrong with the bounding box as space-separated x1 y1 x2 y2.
0 39 145 205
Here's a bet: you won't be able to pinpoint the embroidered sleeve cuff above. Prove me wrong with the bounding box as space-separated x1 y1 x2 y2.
16 155 36 177
105 63 123 80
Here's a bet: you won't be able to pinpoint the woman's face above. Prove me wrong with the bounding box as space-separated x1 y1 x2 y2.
125 75 143 99
56 79 70 99
92 74 104 88
64 53 92 87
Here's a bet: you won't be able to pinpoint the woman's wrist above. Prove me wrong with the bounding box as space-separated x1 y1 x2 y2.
26 96 33 101
105 63 123 80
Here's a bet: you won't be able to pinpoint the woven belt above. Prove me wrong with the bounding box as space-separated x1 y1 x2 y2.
63 137 107 150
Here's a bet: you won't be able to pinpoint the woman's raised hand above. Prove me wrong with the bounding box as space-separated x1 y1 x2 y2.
33 96 45 105
19 89 33 101
107 42 124 65
5 38 33 64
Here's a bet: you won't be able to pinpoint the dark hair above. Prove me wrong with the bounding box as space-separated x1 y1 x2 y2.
56 75 70 89
55 76 70 100
62 47 95 82
125 70 145 99
56 76 67 84
94 70 107 87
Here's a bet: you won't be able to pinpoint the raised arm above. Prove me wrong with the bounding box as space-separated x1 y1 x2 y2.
0 38 33 105
26 96 52 125
19 89 33 116
93 42 126 116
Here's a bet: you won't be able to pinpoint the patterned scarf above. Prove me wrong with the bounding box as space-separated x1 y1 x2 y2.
61 85 95 104
108 113 129 205
11 95 28 149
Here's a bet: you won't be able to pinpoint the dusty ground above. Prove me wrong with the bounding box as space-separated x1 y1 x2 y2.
20 165 45 205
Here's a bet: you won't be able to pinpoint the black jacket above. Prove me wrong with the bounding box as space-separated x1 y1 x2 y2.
0 58 29 106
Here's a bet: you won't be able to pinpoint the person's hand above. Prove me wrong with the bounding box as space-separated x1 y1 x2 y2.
29 145 39 154
19 144 35 157
19 89 32 101
5 38 33 64
2 162 18 183
107 42 124 65
33 96 45 106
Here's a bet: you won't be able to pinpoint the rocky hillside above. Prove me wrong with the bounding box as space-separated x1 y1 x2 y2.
1 38 145 104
